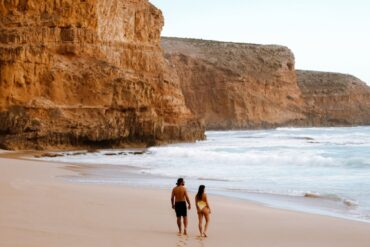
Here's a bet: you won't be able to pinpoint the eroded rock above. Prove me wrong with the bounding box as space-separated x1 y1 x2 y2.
297 70 370 126
162 37 370 129
0 1 204 150
162 37 305 129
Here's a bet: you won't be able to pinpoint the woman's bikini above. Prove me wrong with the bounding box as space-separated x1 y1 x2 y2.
197 195 207 211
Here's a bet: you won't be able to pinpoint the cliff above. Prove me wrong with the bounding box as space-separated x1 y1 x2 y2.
0 1 204 150
162 37 370 129
162 37 305 129
297 70 370 126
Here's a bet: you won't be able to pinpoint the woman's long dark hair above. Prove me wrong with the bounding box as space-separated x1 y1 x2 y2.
196 185 205 200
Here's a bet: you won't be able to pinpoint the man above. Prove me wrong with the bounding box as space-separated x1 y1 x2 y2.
171 178 191 235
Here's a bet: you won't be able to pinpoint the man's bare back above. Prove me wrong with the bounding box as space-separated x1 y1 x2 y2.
172 186 187 202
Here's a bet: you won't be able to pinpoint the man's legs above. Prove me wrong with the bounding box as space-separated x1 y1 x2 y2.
183 216 188 235
177 217 182 234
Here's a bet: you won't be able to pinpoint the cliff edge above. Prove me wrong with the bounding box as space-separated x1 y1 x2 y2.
0 1 204 150
162 37 370 129
162 37 305 129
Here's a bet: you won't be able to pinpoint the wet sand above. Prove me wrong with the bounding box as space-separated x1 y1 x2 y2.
1 156 370 247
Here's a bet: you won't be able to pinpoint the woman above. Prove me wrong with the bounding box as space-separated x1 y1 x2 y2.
195 185 211 237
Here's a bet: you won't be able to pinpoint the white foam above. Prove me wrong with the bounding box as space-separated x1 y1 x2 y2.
38 126 370 222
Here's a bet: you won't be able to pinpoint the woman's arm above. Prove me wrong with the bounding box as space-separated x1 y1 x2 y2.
205 194 211 213
195 195 200 212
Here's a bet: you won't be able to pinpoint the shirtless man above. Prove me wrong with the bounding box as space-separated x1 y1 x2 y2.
171 178 191 235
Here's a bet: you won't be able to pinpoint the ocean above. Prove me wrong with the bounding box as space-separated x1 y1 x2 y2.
38 126 370 223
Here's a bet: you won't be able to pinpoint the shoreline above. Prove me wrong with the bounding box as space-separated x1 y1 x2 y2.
3 149 370 225
61 162 370 225
1 155 370 246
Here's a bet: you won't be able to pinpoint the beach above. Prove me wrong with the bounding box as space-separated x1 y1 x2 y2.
1 0 370 246
1 156 370 247
34 128 370 222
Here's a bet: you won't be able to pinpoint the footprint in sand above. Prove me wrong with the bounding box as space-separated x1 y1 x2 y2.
195 236 205 247
176 235 188 247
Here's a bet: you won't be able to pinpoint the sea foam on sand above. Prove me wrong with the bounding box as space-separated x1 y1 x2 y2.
38 127 370 222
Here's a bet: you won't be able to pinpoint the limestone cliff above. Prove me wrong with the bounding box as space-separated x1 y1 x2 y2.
297 70 370 126
162 37 370 129
162 37 305 129
0 1 204 150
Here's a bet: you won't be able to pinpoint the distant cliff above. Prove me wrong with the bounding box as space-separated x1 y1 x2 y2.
0 1 204 150
162 37 370 129
297 70 370 126
162 37 305 129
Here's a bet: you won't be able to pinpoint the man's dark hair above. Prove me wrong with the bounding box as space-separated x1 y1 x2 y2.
176 178 184 186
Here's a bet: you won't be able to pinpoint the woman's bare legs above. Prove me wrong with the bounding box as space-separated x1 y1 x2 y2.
203 208 210 237
197 213 203 236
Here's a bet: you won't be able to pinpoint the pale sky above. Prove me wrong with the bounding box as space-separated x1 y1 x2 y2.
150 0 370 84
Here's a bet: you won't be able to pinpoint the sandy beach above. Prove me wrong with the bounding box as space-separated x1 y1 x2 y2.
1 156 370 247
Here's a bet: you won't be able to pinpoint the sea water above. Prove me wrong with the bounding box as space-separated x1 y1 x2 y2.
39 126 370 222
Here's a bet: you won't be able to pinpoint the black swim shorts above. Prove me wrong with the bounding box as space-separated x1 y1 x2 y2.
175 201 187 217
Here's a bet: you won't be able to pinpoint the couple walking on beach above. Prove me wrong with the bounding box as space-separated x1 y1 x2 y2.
171 178 211 237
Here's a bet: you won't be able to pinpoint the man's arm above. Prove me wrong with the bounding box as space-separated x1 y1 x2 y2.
171 188 175 209
185 189 191 210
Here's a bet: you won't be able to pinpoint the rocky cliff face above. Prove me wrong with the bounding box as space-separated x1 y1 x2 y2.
0 1 204 150
162 37 305 129
162 37 370 129
297 70 370 126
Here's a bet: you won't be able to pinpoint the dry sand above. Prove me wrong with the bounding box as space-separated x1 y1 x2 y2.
1 156 370 247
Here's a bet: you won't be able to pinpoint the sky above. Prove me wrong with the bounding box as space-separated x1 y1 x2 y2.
150 0 370 84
